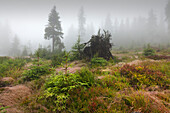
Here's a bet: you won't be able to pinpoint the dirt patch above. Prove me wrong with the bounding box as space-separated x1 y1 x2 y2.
115 59 163 67
127 60 143 65
56 61 86 74
0 85 32 113
24 62 33 69
1 77 14 83
0 77 14 87
97 76 105 79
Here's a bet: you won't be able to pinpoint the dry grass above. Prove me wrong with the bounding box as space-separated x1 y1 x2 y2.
0 85 32 113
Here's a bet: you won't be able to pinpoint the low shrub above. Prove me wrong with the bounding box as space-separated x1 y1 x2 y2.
40 68 95 112
0 106 9 113
67 86 115 113
22 64 54 82
0 58 28 77
91 57 108 67
101 75 129 91
51 52 65 67
113 91 169 113
0 57 9 64
147 55 170 60
143 44 155 56
120 64 169 88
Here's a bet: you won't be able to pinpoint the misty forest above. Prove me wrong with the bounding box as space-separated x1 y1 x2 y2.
0 0 170 113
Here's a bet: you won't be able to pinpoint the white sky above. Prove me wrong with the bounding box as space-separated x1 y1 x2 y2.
0 0 168 47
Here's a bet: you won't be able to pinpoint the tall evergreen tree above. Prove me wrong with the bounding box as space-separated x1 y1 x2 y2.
104 14 113 32
0 22 11 55
165 0 170 33
86 23 95 41
22 46 28 56
78 6 86 38
10 35 20 56
147 9 157 34
44 6 64 52
64 25 77 51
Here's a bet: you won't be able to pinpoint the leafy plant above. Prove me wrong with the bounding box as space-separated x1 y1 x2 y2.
22 63 54 82
40 68 94 112
71 36 84 61
0 105 9 113
0 58 28 77
101 75 129 91
120 64 169 88
51 52 65 67
143 44 155 56
91 57 108 67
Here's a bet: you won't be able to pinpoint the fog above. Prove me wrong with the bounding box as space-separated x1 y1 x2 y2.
0 0 169 56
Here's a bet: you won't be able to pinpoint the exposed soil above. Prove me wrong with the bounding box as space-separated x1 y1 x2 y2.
56 61 86 74
0 85 32 113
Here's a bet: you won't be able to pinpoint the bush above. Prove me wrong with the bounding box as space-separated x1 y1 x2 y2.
146 55 170 60
22 64 54 82
70 36 84 61
0 58 28 77
40 68 95 112
0 57 9 64
51 52 65 67
101 75 129 91
143 44 155 56
91 57 108 67
120 64 169 88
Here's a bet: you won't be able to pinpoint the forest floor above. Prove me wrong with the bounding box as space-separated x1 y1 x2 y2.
0 51 170 113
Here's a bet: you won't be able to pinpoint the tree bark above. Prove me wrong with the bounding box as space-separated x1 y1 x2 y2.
52 37 54 53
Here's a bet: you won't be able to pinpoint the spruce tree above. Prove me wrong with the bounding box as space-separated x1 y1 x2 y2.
10 35 20 56
165 0 170 33
44 6 64 53
78 7 86 38
71 36 84 60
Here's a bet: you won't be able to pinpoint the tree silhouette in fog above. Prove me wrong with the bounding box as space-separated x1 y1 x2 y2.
44 6 64 53
165 0 170 33
10 35 20 56
104 14 113 33
78 6 86 39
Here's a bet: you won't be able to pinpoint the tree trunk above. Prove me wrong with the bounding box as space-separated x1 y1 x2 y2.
65 55 68 75
52 37 54 52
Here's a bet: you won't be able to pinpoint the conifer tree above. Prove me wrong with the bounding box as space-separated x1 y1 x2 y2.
165 0 170 33
10 35 20 56
78 7 86 38
44 6 64 52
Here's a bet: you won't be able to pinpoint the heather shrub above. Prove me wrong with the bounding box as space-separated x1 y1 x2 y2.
101 75 129 91
120 64 168 88
147 55 170 60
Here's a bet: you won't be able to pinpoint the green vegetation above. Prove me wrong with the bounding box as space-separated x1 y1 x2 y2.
120 64 169 88
91 57 108 67
71 36 84 61
0 58 29 77
0 105 9 113
40 68 94 112
1 48 170 113
21 59 54 82
143 44 156 56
